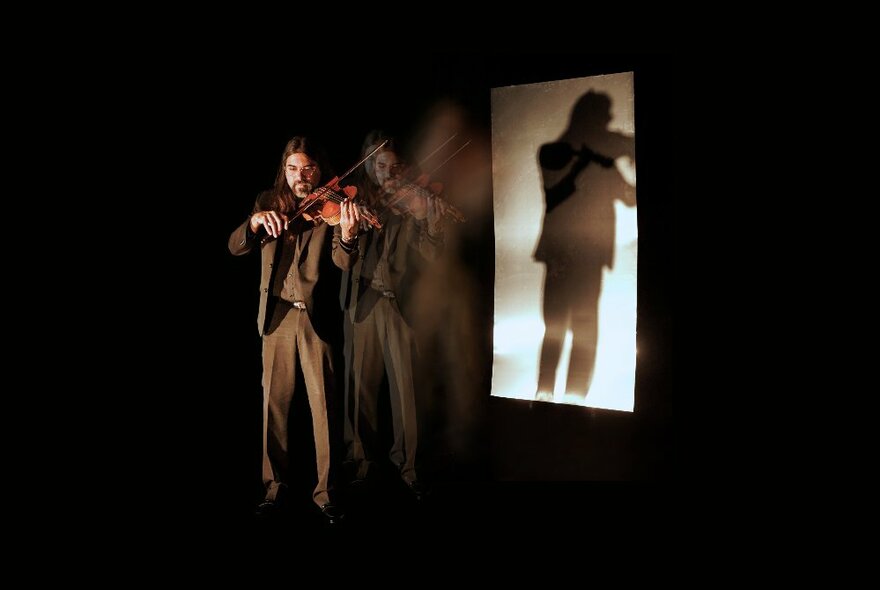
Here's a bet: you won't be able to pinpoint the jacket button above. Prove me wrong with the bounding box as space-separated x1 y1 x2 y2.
263 288 268 293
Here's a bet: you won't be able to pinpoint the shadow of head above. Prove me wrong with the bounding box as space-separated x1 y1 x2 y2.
569 91 612 135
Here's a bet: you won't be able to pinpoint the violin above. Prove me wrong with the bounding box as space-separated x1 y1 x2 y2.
290 140 389 230
296 181 383 230
383 134 470 223
385 177 467 223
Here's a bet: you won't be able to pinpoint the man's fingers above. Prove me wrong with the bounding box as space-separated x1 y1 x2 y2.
270 211 285 236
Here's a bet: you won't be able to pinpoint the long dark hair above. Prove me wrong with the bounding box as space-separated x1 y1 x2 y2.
258 136 333 215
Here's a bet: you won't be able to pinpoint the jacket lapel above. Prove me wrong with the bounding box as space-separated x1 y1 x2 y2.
297 226 314 266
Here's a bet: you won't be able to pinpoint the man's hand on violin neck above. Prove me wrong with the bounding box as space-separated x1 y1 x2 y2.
250 210 289 238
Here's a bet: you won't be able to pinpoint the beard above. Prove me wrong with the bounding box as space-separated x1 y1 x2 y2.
293 181 314 199
381 178 401 195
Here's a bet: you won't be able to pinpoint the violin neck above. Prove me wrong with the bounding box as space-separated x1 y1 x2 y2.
403 182 432 198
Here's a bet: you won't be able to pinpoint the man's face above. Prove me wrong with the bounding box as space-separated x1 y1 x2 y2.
374 150 404 194
285 153 321 199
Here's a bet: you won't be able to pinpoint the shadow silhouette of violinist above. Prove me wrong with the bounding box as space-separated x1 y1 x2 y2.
534 90 636 402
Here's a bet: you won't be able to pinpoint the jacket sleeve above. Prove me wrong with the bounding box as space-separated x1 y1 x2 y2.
331 224 359 270
409 216 444 262
228 195 263 256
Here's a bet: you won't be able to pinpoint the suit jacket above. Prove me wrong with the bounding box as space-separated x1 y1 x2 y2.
228 193 357 340
340 211 442 326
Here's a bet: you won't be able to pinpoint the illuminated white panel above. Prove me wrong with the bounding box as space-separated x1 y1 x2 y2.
491 72 637 411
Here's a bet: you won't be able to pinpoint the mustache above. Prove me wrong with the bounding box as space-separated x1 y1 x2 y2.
294 181 314 195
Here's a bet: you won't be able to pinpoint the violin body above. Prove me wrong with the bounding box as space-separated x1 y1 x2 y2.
389 176 466 223
296 177 383 229
300 179 357 225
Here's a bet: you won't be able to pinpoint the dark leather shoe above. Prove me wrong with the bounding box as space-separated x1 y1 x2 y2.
406 480 427 501
255 501 277 518
320 503 344 524
349 474 371 488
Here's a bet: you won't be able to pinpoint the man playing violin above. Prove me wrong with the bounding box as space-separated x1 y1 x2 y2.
339 130 447 500
228 136 361 524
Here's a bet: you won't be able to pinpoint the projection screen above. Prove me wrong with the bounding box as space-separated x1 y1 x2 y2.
490 71 637 411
